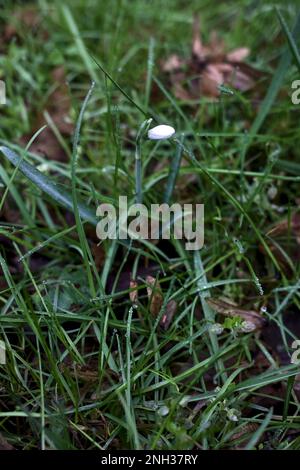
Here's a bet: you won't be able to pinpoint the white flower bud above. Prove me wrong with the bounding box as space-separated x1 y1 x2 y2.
148 124 175 140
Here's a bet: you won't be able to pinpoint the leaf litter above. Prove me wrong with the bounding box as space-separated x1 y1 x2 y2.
161 15 264 100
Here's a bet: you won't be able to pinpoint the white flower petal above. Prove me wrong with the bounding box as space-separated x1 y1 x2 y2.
148 124 175 140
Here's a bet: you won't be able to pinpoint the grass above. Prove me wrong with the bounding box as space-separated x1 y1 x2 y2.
0 0 300 450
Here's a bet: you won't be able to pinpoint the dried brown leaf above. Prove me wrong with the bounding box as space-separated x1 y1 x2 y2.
192 15 205 61
161 14 258 101
226 47 250 63
0 433 14 450
207 297 266 330
207 31 225 61
162 54 185 72
160 299 177 330
20 66 73 162
4 6 42 41
146 275 163 317
173 82 194 101
267 213 300 243
214 63 234 74
231 423 260 449
261 212 300 273
230 68 254 91
91 243 105 270
129 280 139 305
200 64 224 97
61 360 110 384
293 374 300 397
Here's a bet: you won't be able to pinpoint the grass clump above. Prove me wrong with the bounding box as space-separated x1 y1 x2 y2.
0 0 300 450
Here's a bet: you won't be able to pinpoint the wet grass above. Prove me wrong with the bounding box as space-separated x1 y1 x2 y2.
0 0 300 450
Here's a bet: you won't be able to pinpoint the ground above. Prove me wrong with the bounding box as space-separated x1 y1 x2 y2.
0 0 300 450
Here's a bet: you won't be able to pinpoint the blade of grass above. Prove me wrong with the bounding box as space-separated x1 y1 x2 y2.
276 7 300 73
91 55 149 118
194 250 227 384
60 4 98 82
144 37 155 111
249 11 300 139
163 135 184 204
245 408 273 449
71 81 97 297
0 146 98 226
283 375 296 422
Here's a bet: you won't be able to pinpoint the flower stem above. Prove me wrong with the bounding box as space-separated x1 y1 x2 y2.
135 118 152 204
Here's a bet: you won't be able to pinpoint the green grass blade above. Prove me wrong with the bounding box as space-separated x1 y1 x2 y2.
163 136 184 204
60 4 98 82
0 146 98 226
276 7 300 73
249 11 300 139
245 408 273 450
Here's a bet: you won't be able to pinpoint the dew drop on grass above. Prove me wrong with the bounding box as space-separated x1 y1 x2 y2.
233 238 245 254
254 276 264 296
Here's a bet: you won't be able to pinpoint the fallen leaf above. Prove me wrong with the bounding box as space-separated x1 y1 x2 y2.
129 279 139 305
91 243 105 270
231 423 259 449
162 54 185 73
192 15 206 61
20 66 73 162
260 212 300 274
207 297 267 330
173 83 194 101
200 64 224 97
160 299 177 330
226 47 250 63
267 212 300 243
161 15 260 100
293 374 300 398
3 5 44 42
0 433 14 450
60 360 113 384
146 275 163 317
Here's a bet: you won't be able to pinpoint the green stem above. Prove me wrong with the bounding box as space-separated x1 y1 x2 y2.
135 118 152 204
135 140 142 204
